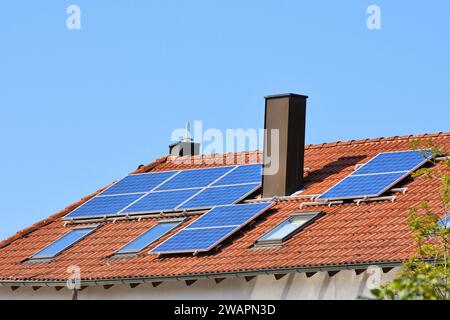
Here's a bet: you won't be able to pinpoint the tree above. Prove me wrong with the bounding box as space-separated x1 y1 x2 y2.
371 139 450 300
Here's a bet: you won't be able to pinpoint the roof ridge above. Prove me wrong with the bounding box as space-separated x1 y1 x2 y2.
131 155 168 174
160 131 450 161
305 131 450 150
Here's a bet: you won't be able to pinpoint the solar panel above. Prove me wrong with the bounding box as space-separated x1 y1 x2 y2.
318 150 431 201
101 171 177 195
150 227 236 253
178 183 260 210
319 172 405 200
353 150 432 175
155 166 234 191
186 202 274 229
122 188 201 213
65 164 263 219
212 164 262 186
65 194 143 218
151 202 273 254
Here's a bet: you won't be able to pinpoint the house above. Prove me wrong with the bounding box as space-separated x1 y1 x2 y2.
0 94 448 300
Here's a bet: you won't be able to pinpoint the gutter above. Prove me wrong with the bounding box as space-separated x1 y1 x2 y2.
0 261 402 288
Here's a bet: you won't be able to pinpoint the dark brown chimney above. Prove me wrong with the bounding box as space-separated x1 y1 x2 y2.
262 93 308 198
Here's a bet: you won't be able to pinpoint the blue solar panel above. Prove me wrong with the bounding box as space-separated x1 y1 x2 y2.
355 150 431 175
213 164 262 186
122 188 201 213
66 194 143 218
151 227 236 253
318 150 432 201
155 166 234 190
187 202 273 228
152 202 273 253
319 172 405 200
101 171 176 195
64 165 263 219
178 183 259 210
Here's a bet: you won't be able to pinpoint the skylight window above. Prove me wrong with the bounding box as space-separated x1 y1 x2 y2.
438 214 450 229
255 212 323 246
115 219 183 255
29 225 98 261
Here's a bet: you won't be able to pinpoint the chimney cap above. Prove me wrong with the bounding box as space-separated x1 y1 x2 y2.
264 93 309 100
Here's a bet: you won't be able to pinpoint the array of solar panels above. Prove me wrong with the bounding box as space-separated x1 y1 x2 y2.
152 202 274 254
318 150 431 200
52 149 435 256
65 164 262 219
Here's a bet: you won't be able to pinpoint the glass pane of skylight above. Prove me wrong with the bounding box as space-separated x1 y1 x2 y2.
31 227 96 260
259 217 309 241
258 213 320 243
116 220 182 254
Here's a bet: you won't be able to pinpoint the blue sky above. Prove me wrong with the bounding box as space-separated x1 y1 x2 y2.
1 0 449 240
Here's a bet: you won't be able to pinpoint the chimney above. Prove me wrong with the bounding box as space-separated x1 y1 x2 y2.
262 93 308 198
169 122 200 157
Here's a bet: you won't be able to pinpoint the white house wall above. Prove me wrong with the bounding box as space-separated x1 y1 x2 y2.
0 268 400 300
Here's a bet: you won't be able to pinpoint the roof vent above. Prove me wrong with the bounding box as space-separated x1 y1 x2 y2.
169 122 200 157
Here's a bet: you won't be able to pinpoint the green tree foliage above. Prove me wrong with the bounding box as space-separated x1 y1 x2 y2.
371 139 450 300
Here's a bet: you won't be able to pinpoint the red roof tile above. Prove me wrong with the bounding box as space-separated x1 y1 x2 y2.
0 132 449 283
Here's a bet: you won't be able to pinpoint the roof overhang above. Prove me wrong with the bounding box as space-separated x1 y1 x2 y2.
0 261 403 288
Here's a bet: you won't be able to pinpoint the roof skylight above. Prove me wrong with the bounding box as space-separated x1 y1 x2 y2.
28 225 98 261
255 212 323 246
115 219 183 255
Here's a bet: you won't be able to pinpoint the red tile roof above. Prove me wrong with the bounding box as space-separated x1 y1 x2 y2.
0 132 449 284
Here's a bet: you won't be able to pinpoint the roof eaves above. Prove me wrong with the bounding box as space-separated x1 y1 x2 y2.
0 260 404 287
